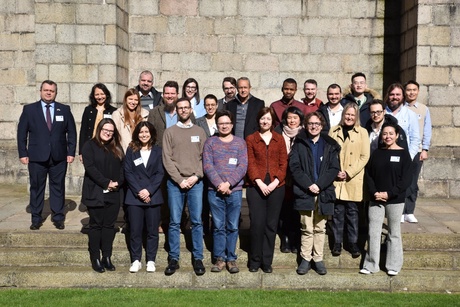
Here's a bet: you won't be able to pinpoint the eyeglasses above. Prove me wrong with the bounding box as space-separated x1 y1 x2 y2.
177 106 191 111
217 122 233 126
205 104 217 108
102 128 114 135
185 86 197 91
307 122 321 127
370 110 383 116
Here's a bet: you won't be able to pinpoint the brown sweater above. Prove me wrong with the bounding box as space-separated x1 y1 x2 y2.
246 130 288 187
162 124 207 185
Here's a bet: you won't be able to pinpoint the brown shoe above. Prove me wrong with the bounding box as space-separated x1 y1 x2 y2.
211 258 226 272
227 260 239 274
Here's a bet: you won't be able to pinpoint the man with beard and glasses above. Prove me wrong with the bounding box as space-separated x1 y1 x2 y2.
147 81 196 148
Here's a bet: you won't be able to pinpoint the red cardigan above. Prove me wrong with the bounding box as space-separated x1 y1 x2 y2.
246 130 288 187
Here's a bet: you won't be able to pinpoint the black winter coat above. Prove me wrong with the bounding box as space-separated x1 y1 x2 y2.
289 130 340 215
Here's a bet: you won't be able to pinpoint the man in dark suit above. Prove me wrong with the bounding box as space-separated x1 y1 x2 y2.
225 77 265 139
17 80 77 230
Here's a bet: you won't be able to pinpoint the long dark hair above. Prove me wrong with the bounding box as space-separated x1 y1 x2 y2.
182 78 200 103
89 83 112 108
129 121 157 152
93 118 124 160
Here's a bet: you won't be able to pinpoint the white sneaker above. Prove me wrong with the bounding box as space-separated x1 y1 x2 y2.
401 215 405 223
387 270 398 276
405 214 418 223
359 268 371 275
129 260 141 273
146 261 156 272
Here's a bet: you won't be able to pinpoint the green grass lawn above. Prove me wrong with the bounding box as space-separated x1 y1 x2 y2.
0 289 458 306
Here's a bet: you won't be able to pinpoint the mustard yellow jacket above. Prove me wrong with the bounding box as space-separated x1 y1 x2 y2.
329 125 370 201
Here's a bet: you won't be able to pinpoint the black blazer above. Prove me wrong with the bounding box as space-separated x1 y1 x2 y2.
79 105 117 154
124 146 164 206
225 95 265 139
81 140 124 207
17 101 77 162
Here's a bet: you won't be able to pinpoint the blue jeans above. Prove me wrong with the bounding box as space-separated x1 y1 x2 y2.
167 179 204 260
208 190 242 261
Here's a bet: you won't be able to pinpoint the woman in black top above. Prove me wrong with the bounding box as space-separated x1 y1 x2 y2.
81 118 124 273
79 83 117 159
361 123 412 276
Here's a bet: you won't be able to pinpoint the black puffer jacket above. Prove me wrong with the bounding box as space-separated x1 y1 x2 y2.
288 129 340 215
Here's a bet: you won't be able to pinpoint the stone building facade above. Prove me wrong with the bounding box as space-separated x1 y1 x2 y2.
0 0 458 196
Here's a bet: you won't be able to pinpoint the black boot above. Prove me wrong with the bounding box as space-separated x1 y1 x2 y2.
101 256 116 271
91 259 105 273
280 235 290 253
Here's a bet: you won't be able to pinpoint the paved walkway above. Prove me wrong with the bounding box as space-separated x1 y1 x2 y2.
0 184 459 234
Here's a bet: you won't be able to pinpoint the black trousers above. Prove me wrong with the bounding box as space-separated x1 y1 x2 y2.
247 185 285 268
28 158 67 224
332 199 360 245
405 152 422 214
87 194 120 260
127 204 161 262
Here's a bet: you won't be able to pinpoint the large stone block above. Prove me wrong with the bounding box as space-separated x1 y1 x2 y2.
218 36 235 53
416 46 431 66
0 52 14 69
417 4 432 25
49 65 98 83
76 4 116 24
244 55 279 72
318 1 350 18
432 127 460 146
129 16 168 34
0 122 16 140
0 86 14 106
0 33 21 51
35 24 56 44
423 158 454 180
70 83 92 105
186 17 214 35
268 1 302 17
453 107 460 127
180 53 211 71
20 33 35 51
279 54 319 73
130 52 162 73
5 14 34 33
167 16 186 34
15 86 39 105
214 18 243 35
431 46 460 66
428 85 460 105
238 0 269 17
299 18 339 36
0 69 27 86
14 51 34 69
160 0 198 16
129 34 154 52
418 26 451 46
35 3 76 24
325 37 361 54
129 0 159 15
319 55 342 73
235 36 270 54
452 67 460 84
417 67 450 85
271 36 308 54
280 18 298 35
35 44 72 64
157 35 218 53
87 45 117 64
16 0 34 14
243 18 281 35
199 0 237 16
211 53 243 71
432 5 453 26
430 106 453 127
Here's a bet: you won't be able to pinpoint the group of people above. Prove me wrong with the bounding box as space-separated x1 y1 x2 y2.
17 71 431 278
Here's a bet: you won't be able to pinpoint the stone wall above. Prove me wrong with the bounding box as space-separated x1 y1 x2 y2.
0 0 459 197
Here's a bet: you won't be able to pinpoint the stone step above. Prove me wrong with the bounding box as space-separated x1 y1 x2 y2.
0 266 458 293
1 246 458 271
2 231 460 251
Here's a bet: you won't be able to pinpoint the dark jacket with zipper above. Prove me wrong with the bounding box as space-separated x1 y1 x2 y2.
289 129 340 215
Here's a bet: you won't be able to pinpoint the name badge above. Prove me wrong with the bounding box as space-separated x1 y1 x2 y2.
103 114 112 119
191 136 200 143
149 104 154 109
103 189 110 194
229 158 237 165
390 156 400 162
56 115 64 122
134 157 143 166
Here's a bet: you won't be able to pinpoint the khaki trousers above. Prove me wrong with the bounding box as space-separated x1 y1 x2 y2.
299 199 327 262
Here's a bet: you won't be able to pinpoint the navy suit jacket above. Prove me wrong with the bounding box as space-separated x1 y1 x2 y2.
17 101 77 162
124 145 164 206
